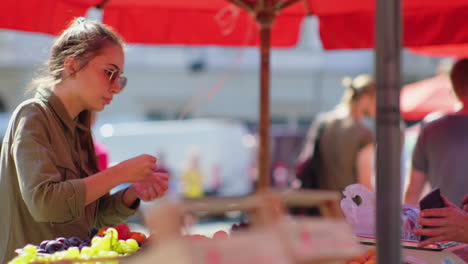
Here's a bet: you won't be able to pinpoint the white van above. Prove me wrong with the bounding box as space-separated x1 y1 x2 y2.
94 118 256 197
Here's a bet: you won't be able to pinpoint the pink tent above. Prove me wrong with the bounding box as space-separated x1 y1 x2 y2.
401 74 459 121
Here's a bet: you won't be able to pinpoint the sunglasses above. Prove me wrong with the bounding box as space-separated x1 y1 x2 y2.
104 68 127 91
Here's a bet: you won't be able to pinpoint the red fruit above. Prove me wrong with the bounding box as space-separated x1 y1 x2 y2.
212 230 229 239
115 224 131 240
97 227 110 237
129 232 147 245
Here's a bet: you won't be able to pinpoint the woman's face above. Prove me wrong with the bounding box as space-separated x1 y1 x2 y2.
74 43 125 112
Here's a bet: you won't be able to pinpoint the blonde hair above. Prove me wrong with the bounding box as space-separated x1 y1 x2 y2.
338 74 375 110
28 17 125 92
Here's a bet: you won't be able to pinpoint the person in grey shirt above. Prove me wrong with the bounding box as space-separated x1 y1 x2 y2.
405 58 468 206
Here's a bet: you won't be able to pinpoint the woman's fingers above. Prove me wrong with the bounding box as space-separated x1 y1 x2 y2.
131 171 170 201
132 183 151 201
154 172 170 181
148 173 169 191
155 177 169 191
146 185 157 201
152 184 164 197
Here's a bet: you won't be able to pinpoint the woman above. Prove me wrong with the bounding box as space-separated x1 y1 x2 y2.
0 17 169 262
297 74 376 192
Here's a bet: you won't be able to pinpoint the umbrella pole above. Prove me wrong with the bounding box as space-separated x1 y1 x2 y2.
256 10 275 191
375 0 402 263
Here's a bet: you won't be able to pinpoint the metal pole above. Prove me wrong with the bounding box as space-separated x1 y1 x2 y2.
375 0 402 263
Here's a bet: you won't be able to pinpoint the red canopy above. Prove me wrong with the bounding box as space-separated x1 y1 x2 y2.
411 44 468 58
101 0 305 46
0 0 99 35
100 0 468 49
400 74 459 121
314 0 468 49
4 0 468 50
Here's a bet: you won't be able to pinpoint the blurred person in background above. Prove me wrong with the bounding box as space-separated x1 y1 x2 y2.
404 58 468 206
181 149 204 198
272 161 292 189
297 74 376 192
0 17 169 262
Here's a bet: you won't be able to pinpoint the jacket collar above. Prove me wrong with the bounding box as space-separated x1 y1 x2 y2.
35 88 90 134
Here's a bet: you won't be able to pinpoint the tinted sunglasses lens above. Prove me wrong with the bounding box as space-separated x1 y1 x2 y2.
110 71 118 82
119 76 127 91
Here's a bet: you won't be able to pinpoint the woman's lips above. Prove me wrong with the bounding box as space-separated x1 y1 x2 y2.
103 98 112 105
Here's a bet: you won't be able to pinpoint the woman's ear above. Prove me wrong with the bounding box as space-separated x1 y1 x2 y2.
63 57 79 76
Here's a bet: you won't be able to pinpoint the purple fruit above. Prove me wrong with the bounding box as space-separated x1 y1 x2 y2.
78 239 90 250
39 240 50 250
82 239 90 246
37 249 47 254
68 237 82 247
45 241 65 254
56 237 69 246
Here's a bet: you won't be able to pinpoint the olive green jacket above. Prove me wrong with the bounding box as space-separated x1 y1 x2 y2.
0 88 137 263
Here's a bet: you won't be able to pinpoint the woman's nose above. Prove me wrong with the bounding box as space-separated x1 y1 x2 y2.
109 81 121 94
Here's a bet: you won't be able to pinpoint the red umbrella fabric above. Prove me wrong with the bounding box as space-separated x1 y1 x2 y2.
4 0 468 50
0 0 306 48
100 0 468 50
314 0 468 49
411 44 468 58
400 74 459 121
1 0 99 35
102 0 306 46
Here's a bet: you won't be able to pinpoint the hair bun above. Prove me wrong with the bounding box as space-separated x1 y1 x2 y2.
352 74 374 90
342 76 353 90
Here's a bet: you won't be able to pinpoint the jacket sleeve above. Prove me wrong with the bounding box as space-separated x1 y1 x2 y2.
95 188 139 228
11 105 87 223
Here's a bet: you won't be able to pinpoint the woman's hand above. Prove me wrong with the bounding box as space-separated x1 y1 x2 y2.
130 172 170 202
414 196 468 246
115 154 157 183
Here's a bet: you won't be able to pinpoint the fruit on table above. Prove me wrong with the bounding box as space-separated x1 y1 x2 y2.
35 236 90 254
45 240 65 254
129 232 147 245
115 224 131 240
97 226 110 237
8 227 140 264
